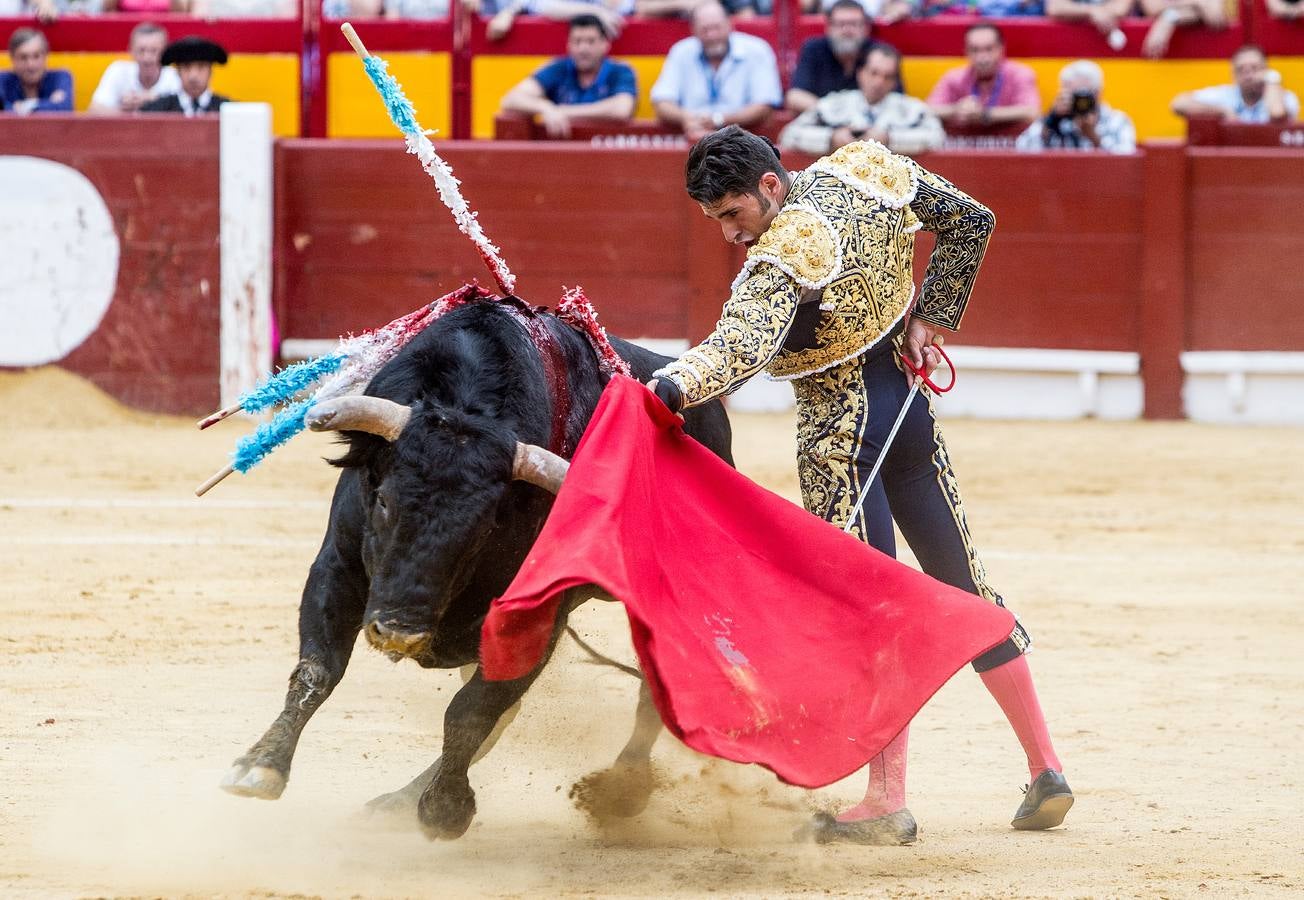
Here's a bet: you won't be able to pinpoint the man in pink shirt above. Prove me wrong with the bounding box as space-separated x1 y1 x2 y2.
927 23 1041 135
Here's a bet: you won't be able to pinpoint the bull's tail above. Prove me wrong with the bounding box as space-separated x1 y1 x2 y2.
565 627 641 679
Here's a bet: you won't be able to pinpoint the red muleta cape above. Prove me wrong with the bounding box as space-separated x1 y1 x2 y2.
480 376 1015 789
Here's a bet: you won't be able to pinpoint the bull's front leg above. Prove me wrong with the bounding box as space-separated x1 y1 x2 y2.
416 607 570 840
365 663 522 813
222 482 369 799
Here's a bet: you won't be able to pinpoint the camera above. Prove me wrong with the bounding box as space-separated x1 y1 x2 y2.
1069 90 1098 117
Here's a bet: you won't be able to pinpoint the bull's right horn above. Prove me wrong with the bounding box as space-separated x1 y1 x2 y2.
306 396 412 441
513 443 569 493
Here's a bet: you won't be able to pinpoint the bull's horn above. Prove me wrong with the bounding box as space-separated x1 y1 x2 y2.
306 396 412 441
513 443 569 493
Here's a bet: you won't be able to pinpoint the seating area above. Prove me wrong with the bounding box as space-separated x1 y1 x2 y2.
1 1 1302 137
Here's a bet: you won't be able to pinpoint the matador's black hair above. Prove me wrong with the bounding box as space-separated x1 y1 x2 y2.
685 125 789 206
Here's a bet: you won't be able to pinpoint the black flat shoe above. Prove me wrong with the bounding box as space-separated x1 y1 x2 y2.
796 808 918 845
1012 769 1074 830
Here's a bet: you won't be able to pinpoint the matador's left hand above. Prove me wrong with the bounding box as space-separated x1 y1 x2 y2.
903 317 947 387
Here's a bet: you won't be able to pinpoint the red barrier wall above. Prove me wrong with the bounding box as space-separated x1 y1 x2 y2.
275 141 743 347
0 117 221 413
1187 147 1304 352
277 143 1145 355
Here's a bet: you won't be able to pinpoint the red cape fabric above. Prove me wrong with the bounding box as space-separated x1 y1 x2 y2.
481 376 1015 788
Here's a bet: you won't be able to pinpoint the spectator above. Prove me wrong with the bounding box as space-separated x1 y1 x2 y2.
907 0 1043 14
1046 0 1135 43
1138 0 1228 59
637 0 758 18
786 0 902 114
926 24 1040 134
651 1 782 143
88 23 181 114
1 29 72 115
780 45 943 156
1015 59 1136 152
1265 0 1303 20
1172 44 1300 123
20 0 104 24
498 14 636 137
189 0 297 16
139 36 231 115
486 0 627 43
800 0 914 22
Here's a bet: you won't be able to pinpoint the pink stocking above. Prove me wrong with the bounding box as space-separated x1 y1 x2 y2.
979 654 1062 782
837 726 908 822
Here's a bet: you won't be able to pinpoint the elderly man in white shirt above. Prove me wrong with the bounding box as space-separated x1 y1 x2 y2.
88 23 182 115
1017 59 1137 153
651 0 782 143
780 45 942 156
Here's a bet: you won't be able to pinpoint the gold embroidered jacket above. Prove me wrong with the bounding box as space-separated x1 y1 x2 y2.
654 141 995 407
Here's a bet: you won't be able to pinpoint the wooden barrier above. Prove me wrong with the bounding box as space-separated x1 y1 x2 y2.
273 140 1304 418
0 116 221 413
7 120 1304 417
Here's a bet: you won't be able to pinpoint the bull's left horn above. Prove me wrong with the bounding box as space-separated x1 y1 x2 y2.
305 396 412 441
513 443 569 493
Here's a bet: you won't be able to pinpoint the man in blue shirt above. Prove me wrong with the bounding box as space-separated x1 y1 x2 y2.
650 0 782 142
498 15 637 138
1 28 73 115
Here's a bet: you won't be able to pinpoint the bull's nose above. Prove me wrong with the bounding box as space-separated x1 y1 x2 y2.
365 620 433 658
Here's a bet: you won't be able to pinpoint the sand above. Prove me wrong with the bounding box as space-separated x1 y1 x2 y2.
2 366 1302 899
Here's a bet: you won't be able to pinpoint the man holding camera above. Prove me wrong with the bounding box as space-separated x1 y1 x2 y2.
1016 60 1136 153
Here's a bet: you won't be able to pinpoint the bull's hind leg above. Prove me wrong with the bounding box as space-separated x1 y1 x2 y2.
366 663 522 814
222 493 369 799
571 677 663 820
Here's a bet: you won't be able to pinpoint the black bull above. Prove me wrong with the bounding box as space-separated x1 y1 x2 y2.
221 301 734 839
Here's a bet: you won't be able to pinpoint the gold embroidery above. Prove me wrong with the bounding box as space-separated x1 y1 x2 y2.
654 262 801 407
792 356 1028 651
764 168 915 380
657 147 993 403
749 207 838 286
823 140 916 207
907 168 995 331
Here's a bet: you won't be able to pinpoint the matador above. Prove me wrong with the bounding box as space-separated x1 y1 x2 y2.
648 125 1074 844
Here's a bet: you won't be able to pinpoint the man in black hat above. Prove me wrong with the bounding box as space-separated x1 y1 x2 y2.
140 36 231 116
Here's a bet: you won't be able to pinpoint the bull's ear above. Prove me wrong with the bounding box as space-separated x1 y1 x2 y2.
512 443 569 493
307 396 413 442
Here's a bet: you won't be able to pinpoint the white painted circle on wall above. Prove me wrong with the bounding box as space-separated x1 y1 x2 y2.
0 156 120 366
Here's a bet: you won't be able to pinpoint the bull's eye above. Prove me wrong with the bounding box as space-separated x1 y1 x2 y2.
375 492 390 522
457 434 471 446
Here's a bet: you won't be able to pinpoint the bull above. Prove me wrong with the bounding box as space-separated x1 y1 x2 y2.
220 298 733 839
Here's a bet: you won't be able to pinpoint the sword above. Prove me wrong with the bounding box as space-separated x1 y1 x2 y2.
842 341 956 534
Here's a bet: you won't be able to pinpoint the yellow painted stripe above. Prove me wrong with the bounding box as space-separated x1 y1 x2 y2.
3 51 300 136
328 51 451 138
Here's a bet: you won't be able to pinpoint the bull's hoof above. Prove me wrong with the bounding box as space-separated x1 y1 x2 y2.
365 785 420 816
570 761 657 823
417 782 477 841
220 763 287 800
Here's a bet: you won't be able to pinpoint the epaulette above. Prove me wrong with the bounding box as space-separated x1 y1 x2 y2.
807 140 918 209
735 206 841 290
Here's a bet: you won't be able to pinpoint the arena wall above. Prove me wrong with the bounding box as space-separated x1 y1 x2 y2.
4 117 1304 422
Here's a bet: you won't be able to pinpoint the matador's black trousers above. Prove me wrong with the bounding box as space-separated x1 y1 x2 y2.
790 336 1029 671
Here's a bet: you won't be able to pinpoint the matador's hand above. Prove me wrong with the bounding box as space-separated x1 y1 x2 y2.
903 317 946 387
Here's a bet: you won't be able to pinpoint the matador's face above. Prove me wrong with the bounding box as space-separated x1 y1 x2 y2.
698 172 787 247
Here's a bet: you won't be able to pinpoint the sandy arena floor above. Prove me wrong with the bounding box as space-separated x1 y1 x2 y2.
2 367 1302 899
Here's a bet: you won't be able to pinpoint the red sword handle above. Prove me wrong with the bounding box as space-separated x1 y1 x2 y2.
901 342 957 394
